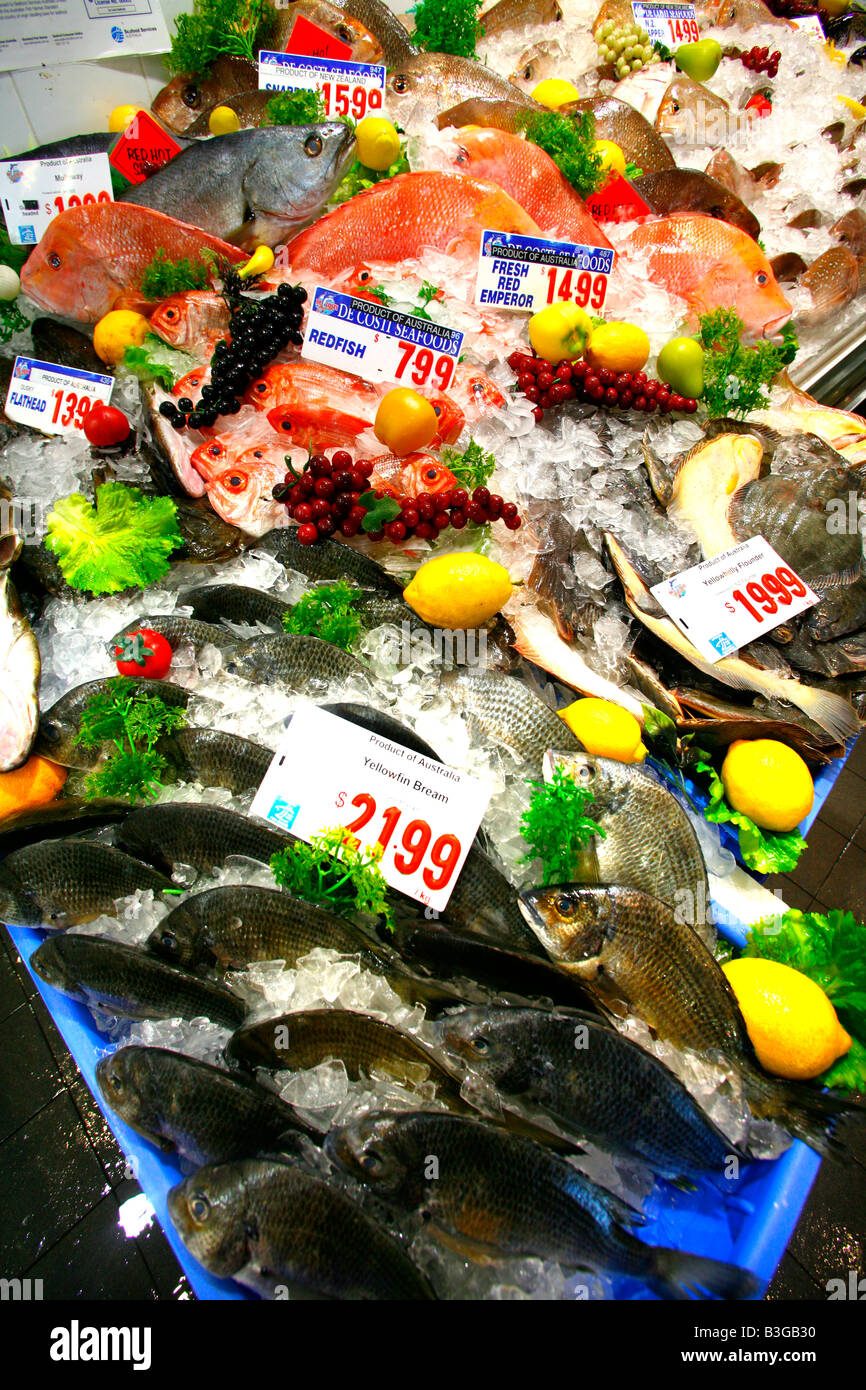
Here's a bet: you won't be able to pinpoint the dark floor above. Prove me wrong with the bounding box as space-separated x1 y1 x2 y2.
0 746 864 1301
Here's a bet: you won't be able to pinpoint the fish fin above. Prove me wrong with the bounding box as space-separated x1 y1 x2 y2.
647 1246 760 1301
745 1069 866 1161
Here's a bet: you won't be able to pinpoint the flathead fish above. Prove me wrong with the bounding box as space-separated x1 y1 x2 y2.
0 839 174 927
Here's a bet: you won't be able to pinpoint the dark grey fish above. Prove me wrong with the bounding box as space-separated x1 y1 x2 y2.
35 677 191 770
256 528 403 592
96 1046 316 1166
31 933 246 1028
117 802 292 875
0 838 174 928
326 1111 758 1298
806 577 866 643
442 841 544 957
632 169 760 239
225 633 369 692
30 318 104 374
169 1157 436 1299
156 727 274 794
172 499 250 564
107 614 236 659
13 133 117 160
0 797 132 856
320 701 442 760
442 667 581 768
777 630 866 678
120 125 356 250
181 583 291 630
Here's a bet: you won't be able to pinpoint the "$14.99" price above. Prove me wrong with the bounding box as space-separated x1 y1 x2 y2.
336 789 462 892
546 265 608 312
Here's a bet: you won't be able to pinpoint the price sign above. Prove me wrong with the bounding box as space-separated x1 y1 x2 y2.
475 230 615 314
4 357 114 436
585 172 653 225
250 705 492 912
0 153 113 245
109 111 183 186
651 536 819 664
631 2 699 45
301 286 463 389
258 49 386 121
285 14 354 59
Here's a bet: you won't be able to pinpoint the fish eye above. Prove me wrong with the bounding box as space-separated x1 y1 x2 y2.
40 720 60 743
337 25 353 41
182 85 200 109
523 65 532 80
224 473 248 493
106 1068 123 1092
392 75 408 93
424 465 438 478
279 419 292 432
254 381 267 393
252 449 264 458
304 135 323 157
189 1192 210 1222
159 929 179 954
555 895 575 916
671 100 680 113
357 269 372 283
164 308 177 321
47 253 61 269
756 272 768 285
471 1034 490 1054
359 1147 385 1174
207 444 223 458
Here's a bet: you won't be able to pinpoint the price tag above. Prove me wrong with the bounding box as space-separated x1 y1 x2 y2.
301 286 464 389
285 14 354 59
651 536 819 664
258 49 386 121
630 2 699 45
791 15 824 39
0 154 113 246
109 111 183 186
474 230 614 314
4 357 114 436
585 173 653 225
250 705 492 912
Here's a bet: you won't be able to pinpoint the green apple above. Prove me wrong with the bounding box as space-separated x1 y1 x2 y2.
674 39 723 83
657 337 705 398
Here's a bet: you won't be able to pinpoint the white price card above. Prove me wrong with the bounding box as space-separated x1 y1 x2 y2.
301 286 464 390
631 2 699 45
651 535 819 664
250 704 492 913
4 357 114 436
475 230 614 314
258 49 386 120
0 153 113 246
791 15 825 39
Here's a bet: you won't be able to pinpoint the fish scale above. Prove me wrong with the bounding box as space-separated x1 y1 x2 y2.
226 632 370 691
442 667 581 768
117 803 293 875
0 839 175 928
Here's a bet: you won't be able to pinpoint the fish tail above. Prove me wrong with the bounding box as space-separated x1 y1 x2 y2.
647 1247 761 1301
744 1068 866 1161
731 663 860 741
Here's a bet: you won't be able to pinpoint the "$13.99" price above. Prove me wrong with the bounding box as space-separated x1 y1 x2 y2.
336 789 462 891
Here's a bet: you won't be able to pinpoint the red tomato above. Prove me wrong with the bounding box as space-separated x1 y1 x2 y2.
84 403 131 448
114 628 172 679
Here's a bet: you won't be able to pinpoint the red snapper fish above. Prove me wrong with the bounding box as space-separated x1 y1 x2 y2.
205 460 289 536
19 203 246 324
367 452 460 498
149 291 232 355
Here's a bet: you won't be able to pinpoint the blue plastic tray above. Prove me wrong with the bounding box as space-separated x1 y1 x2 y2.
9 911 822 1302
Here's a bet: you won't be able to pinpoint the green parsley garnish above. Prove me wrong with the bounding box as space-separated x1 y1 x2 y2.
698 309 799 420
0 298 27 346
412 0 483 58
518 109 605 199
283 581 363 650
141 248 213 300
265 88 327 127
519 763 604 884
441 438 496 490
76 680 188 803
165 0 271 78
271 826 394 929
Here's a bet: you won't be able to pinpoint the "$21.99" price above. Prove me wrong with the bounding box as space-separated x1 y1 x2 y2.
336 789 462 891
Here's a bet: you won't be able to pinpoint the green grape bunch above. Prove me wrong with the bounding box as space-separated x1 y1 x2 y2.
596 21 661 80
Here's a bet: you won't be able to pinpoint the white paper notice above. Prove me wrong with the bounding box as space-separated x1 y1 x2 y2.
0 0 170 73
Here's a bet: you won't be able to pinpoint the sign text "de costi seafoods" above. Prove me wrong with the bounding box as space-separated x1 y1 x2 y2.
258 50 386 120
302 287 464 390
475 230 615 314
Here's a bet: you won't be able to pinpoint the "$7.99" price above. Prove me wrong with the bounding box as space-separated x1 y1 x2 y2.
335 789 462 892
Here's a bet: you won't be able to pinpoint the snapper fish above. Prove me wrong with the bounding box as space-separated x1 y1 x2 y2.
204 460 289 536
149 291 231 355
654 77 742 150
366 452 460 498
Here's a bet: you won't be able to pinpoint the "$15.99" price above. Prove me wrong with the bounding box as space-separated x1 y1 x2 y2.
336 789 462 892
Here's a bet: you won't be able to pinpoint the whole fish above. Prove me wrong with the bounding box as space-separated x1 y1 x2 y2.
96 1046 316 1166
799 247 862 327
327 1111 758 1297
31 933 246 1028
225 632 369 691
149 291 232 355
156 728 275 794
181 583 291 630
442 666 581 767
703 0 788 26
0 533 40 771
256 528 403 591
543 750 714 946
632 169 760 239
506 599 645 718
121 125 355 250
35 676 191 770
435 1006 742 1177
386 52 535 116
0 798 131 856
320 701 442 760
442 840 544 955
654 77 738 149
169 1157 436 1299
19 204 247 324
446 127 613 250
480 0 562 34
30 318 104 374
366 452 460 499
108 614 235 659
518 884 857 1158
228 1008 467 1107
0 839 174 928
283 171 541 278
605 534 860 741
245 361 379 445
563 97 676 174
117 802 292 875
627 214 791 337
751 372 866 470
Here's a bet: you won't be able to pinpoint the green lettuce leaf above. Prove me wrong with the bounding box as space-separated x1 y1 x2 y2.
45 483 183 594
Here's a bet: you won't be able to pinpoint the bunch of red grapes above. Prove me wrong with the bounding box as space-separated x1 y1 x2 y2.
508 351 699 420
272 450 522 545
740 46 781 76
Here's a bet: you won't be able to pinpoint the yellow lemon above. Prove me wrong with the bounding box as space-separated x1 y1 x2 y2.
403 554 512 629
723 958 852 1080
108 103 143 133
92 309 150 366
530 78 582 109
559 697 646 763
355 116 401 171
721 739 814 833
594 139 626 177
528 302 593 363
837 93 866 118
208 105 241 135
585 321 651 374
239 245 275 279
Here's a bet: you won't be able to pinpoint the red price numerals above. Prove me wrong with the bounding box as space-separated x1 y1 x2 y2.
344 793 462 892
52 191 111 214
394 340 455 392
730 566 808 623
50 389 92 430
320 80 382 120
545 266 608 312
666 16 700 42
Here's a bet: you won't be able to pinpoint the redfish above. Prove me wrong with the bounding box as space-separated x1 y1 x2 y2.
367 452 460 498
149 291 231 355
205 460 289 536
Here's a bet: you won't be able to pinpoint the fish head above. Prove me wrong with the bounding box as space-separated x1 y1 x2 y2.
518 884 612 972
95 1047 163 1139
20 215 122 322
149 294 193 347
206 462 287 536
544 748 630 814
30 934 82 989
151 57 254 135
509 44 563 95
655 78 731 147
693 236 791 337
324 1112 412 1192
172 369 208 402
190 434 237 482
147 906 205 970
291 1 384 64
241 124 356 242
168 1166 250 1277
429 396 465 446
0 862 41 927
398 454 460 498
34 702 88 768
433 1005 520 1081
244 368 284 412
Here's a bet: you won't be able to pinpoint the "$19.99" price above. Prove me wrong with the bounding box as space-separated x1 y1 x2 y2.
336 789 462 892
